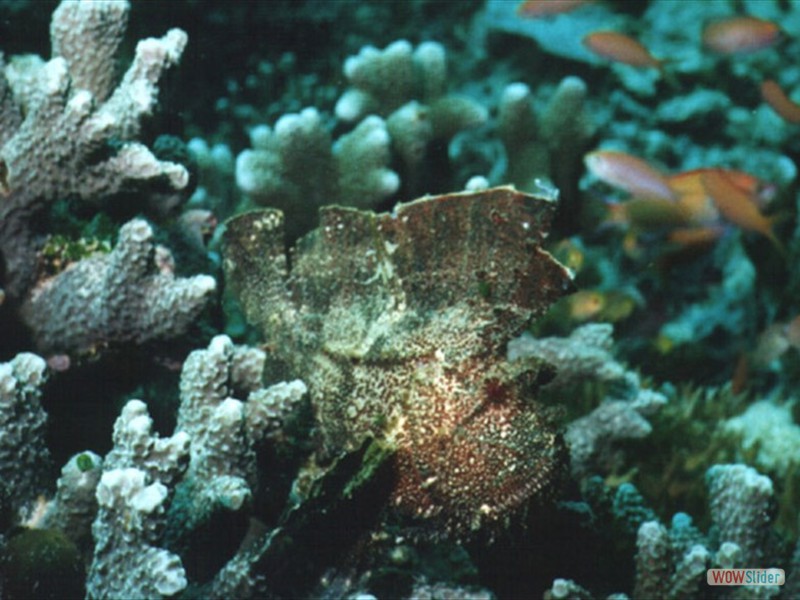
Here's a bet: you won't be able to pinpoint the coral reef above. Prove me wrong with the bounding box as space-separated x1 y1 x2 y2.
2 0 800 597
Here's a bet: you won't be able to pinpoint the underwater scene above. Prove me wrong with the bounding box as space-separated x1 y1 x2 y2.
1 0 800 598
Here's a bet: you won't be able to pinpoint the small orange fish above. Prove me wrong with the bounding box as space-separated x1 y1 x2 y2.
566 289 637 322
585 150 676 201
784 315 800 348
703 16 780 55
568 289 605 320
760 79 800 124
666 225 725 248
668 168 775 222
517 0 593 17
583 31 664 70
701 169 782 251
605 198 691 231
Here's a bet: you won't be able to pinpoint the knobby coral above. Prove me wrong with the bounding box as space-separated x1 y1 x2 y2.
223 186 574 536
0 0 189 300
20 218 216 357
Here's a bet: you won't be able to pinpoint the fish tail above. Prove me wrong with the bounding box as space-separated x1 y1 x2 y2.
764 222 787 258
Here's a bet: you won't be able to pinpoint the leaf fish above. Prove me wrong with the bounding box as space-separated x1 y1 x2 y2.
517 0 593 17
582 31 664 70
585 150 676 202
700 169 783 252
760 79 800 124
702 16 781 55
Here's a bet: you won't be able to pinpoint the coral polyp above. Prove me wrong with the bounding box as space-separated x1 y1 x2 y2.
223 186 574 535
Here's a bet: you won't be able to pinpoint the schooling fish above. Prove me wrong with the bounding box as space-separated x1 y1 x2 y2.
703 16 780 55
760 79 800 124
585 150 676 201
517 0 593 18
582 31 664 70
701 169 783 252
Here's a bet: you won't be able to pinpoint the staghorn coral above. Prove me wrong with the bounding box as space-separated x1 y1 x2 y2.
0 352 49 517
20 218 216 357
223 186 574 536
42 451 104 556
0 0 189 299
166 335 306 550
236 107 399 241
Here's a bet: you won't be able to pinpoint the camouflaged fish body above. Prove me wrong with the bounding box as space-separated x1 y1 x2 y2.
223 186 574 534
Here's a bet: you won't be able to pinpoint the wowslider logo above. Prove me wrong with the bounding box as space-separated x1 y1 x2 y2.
707 569 785 586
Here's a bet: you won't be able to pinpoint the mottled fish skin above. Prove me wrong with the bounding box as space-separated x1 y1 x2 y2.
223 187 575 538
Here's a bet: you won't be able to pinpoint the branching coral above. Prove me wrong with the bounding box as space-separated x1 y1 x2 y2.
497 77 595 231
0 0 189 300
548 464 784 599
236 107 399 241
335 39 487 195
20 218 216 357
76 335 306 597
0 352 49 516
223 186 574 536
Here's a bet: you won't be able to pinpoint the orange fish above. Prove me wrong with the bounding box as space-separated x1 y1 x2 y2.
701 169 782 251
583 31 664 70
666 225 725 248
760 79 800 124
517 0 593 17
605 198 691 231
667 168 775 222
703 16 780 55
585 150 676 201
786 315 800 348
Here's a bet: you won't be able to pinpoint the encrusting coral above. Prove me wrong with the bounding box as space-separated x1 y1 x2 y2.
0 0 189 300
223 186 574 536
20 218 216 357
